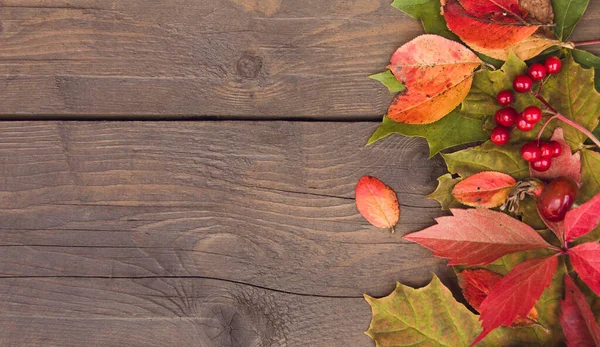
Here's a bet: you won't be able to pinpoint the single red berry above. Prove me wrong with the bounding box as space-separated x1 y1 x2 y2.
539 142 554 158
548 141 562 157
522 106 542 124
528 63 547 81
494 107 518 127
490 126 510 145
520 142 542 162
513 75 533 93
531 158 552 172
496 90 515 106
545 56 562 74
536 178 578 222
516 115 535 132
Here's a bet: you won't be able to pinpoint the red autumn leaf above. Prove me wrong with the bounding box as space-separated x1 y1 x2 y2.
568 243 600 295
560 275 600 347
387 35 481 125
404 208 552 265
564 193 600 242
458 269 538 326
452 171 516 208
472 256 558 345
530 128 581 185
355 176 400 232
441 0 539 51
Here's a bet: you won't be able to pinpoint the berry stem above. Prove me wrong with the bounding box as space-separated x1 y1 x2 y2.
531 92 600 148
536 115 558 140
573 39 600 47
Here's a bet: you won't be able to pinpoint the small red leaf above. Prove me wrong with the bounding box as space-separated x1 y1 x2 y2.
472 256 558 345
560 275 600 347
404 208 552 265
569 243 600 295
387 35 481 124
564 193 600 242
442 0 539 50
452 171 516 208
355 176 400 231
530 128 581 184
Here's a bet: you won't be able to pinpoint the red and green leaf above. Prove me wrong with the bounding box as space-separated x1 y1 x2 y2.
568 242 600 295
451 171 516 208
387 35 481 124
560 275 600 347
355 176 400 232
404 208 553 265
473 256 559 345
441 0 539 51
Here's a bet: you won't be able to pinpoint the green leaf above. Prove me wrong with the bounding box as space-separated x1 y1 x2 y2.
580 148 600 202
464 53 542 117
427 173 463 209
390 0 458 41
364 275 507 346
442 141 529 180
540 55 600 150
552 0 590 41
368 111 488 157
369 70 405 93
572 49 600 92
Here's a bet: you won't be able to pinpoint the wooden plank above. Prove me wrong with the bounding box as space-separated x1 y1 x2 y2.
0 121 453 345
1 0 598 119
0 277 372 347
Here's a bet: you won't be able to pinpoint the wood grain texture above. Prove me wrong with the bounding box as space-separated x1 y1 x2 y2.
0 0 596 119
0 121 451 346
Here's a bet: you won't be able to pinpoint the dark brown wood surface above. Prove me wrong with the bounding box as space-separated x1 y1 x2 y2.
0 0 598 119
0 122 450 346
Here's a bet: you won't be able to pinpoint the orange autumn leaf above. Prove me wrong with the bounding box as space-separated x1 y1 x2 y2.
442 0 539 51
387 35 481 124
452 171 516 208
355 176 400 232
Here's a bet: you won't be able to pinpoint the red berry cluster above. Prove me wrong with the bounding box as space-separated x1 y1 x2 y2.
489 56 563 171
520 140 562 172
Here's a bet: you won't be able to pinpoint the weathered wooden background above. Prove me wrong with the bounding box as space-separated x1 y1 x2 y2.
0 1 599 346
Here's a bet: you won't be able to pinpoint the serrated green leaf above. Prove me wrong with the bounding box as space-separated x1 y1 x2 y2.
442 141 529 180
572 49 600 92
369 70 405 93
368 111 488 157
465 53 542 115
427 173 463 210
540 55 600 150
364 275 513 347
390 0 458 41
552 0 590 41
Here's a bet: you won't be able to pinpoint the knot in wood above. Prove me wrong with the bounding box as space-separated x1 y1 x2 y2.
237 54 263 79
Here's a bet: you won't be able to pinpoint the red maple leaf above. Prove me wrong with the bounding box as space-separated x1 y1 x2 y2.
404 208 555 265
458 269 538 326
472 256 558 345
560 275 600 347
568 243 600 295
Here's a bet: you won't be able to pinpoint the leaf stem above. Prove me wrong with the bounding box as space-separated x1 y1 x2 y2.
531 92 600 148
573 39 600 47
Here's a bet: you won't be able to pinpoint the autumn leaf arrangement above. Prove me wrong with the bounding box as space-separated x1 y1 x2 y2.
356 0 600 345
